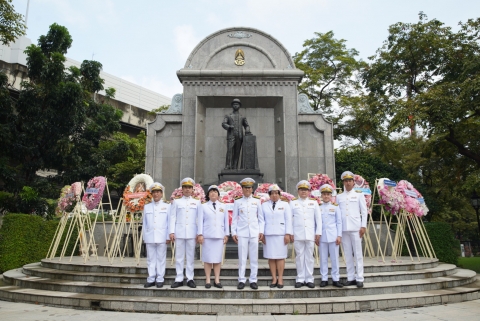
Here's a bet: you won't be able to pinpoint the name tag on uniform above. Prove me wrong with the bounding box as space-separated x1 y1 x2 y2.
190 203 197 206
161 207 167 211
278 207 284 210
308 203 314 206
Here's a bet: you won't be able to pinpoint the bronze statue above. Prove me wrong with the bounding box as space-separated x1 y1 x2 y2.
222 98 251 169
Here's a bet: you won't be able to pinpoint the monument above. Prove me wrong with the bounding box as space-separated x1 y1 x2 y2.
146 27 335 194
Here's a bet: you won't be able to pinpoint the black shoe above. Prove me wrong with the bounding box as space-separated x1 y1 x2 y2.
156 282 164 288
250 282 258 290
171 281 183 288
214 282 222 288
237 282 245 290
320 281 328 287
277 284 284 289
270 282 277 288
332 281 343 288
187 280 196 288
144 282 155 288
205 283 211 289
356 281 364 288
294 282 303 288
343 280 357 286
306 282 315 288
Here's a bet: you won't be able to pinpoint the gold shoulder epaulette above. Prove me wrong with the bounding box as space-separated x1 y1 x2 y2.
253 195 260 199
333 202 338 206
293 197 298 200
355 190 362 193
337 191 343 194
202 201 207 204
309 197 317 200
234 196 242 200
194 196 200 200
164 200 171 204
175 196 182 199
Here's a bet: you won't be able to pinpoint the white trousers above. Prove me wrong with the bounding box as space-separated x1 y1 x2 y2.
294 240 314 283
320 242 340 281
174 238 196 282
342 230 364 282
237 236 258 283
146 243 167 283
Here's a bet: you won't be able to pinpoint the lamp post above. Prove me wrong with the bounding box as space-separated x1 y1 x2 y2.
470 191 480 239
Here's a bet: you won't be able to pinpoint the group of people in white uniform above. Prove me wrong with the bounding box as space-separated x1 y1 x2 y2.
142 171 368 290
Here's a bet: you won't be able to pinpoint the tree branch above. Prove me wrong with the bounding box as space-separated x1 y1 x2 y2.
445 127 480 165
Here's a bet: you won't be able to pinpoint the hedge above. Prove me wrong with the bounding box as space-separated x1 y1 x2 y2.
422 221 459 265
0 213 78 273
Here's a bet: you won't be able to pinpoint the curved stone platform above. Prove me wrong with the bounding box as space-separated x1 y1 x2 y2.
1 257 479 314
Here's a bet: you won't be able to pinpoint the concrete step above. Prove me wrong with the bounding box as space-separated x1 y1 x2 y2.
3 267 476 299
22 262 457 286
39 256 440 276
0 277 479 315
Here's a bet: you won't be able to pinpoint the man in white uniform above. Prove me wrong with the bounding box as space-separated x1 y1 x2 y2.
336 171 368 288
231 177 264 290
290 180 321 288
142 182 171 288
169 177 202 288
318 184 343 288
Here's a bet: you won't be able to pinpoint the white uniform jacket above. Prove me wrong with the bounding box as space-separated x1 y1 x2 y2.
198 201 229 239
142 200 170 243
168 196 202 239
336 190 368 232
320 202 342 243
260 199 293 236
231 196 264 238
290 198 322 241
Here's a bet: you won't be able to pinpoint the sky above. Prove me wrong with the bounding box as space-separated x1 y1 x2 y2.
11 0 480 99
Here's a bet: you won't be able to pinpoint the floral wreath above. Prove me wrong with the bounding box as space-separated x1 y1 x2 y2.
308 174 336 204
123 174 154 213
377 178 405 215
353 174 372 214
254 183 272 203
56 182 82 215
395 180 429 217
170 183 206 202
82 176 106 210
217 181 242 204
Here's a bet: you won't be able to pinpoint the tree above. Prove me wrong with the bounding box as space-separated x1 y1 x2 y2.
0 0 26 45
1 23 122 191
94 131 146 196
363 12 453 134
293 31 365 121
148 104 170 116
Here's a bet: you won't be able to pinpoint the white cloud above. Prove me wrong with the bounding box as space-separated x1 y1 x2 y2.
174 25 201 66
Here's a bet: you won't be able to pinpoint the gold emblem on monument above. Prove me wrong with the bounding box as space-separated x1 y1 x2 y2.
234 49 245 66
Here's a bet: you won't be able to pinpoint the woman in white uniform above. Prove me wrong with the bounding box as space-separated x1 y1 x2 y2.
260 184 293 288
197 185 229 288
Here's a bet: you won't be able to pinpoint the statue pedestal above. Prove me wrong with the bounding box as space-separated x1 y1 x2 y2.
241 134 259 170
217 169 264 187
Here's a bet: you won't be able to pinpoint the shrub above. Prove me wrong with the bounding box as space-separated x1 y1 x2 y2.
0 213 78 273
424 221 459 265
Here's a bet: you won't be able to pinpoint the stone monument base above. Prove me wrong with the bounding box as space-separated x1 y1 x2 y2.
218 169 264 186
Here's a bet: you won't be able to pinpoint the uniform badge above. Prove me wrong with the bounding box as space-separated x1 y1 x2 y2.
278 207 284 210
220 208 224 212
161 207 167 210
329 208 335 212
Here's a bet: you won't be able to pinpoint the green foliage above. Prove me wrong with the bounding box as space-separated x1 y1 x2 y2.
148 104 170 116
0 23 122 195
0 213 77 273
293 31 365 119
0 0 26 45
424 222 459 265
0 187 56 218
95 131 147 195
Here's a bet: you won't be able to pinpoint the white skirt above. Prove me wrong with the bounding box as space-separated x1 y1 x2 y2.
263 235 288 259
202 238 224 263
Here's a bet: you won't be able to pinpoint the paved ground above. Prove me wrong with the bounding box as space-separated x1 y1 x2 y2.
0 299 479 321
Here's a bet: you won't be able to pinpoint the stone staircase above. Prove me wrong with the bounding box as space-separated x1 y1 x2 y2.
0 257 479 314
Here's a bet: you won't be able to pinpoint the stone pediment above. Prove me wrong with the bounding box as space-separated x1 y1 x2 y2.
183 27 296 71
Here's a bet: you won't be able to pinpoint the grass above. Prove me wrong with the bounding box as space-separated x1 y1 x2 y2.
458 257 480 273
